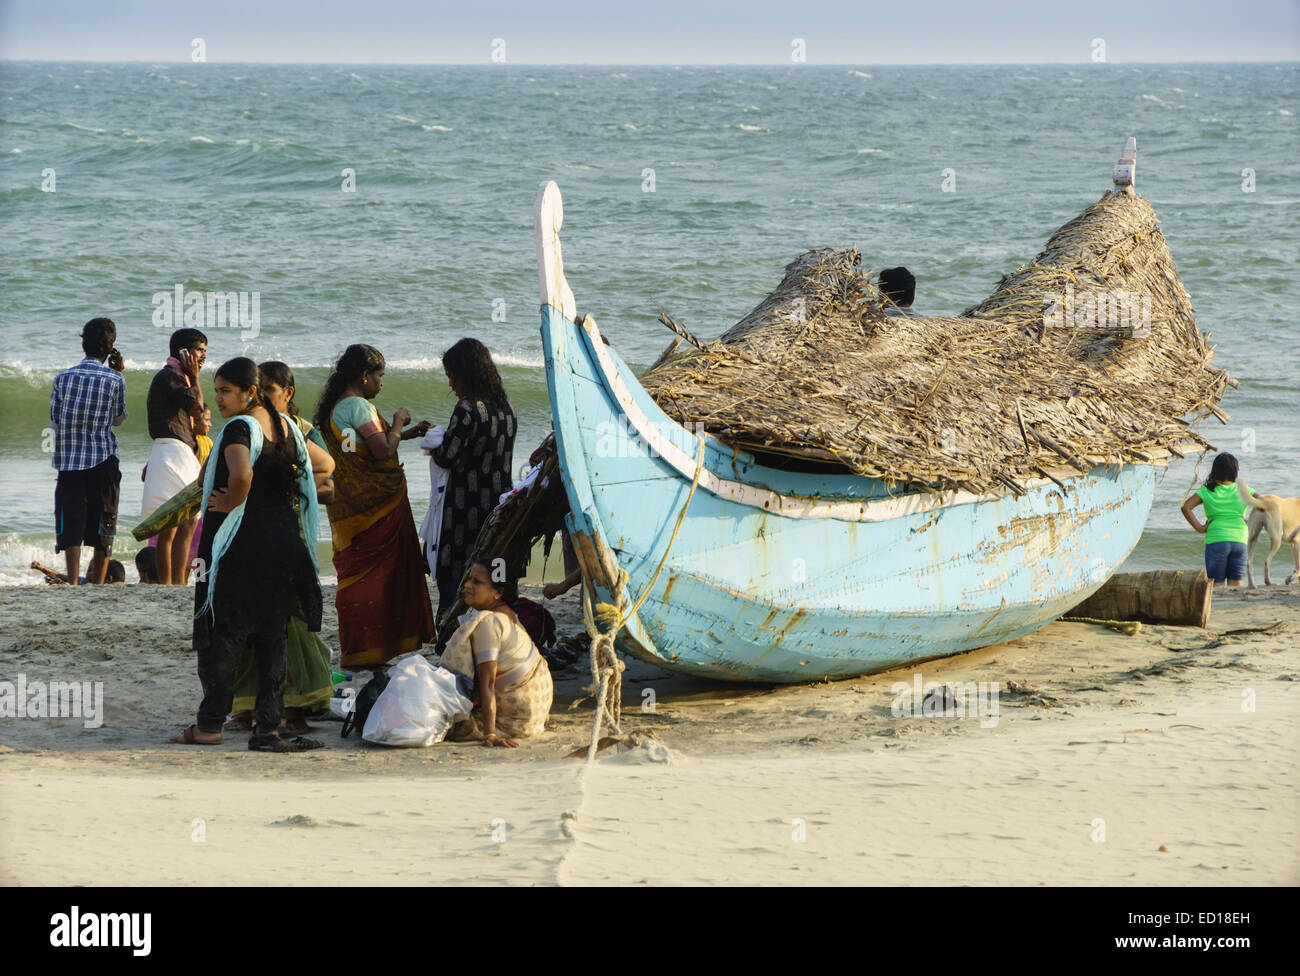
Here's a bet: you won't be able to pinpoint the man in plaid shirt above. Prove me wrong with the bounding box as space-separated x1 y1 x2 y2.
50 318 127 585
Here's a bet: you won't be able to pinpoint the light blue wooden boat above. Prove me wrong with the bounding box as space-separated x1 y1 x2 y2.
533 172 1164 684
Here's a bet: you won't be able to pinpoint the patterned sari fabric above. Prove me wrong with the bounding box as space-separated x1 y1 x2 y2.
323 403 435 669
431 398 517 614
442 609 553 739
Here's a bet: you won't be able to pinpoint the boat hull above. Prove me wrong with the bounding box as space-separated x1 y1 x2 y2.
543 304 1156 683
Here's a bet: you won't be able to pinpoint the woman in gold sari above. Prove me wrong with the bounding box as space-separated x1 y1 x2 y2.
442 559 553 746
313 344 435 670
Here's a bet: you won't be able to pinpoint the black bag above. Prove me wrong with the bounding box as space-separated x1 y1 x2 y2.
341 670 390 738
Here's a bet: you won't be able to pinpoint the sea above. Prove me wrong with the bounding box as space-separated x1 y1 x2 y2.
1 62 1296 585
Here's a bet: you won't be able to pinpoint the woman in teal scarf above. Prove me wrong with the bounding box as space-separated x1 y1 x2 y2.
169 358 324 752
224 361 336 733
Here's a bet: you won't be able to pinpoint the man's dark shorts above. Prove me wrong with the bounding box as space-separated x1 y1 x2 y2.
55 455 121 553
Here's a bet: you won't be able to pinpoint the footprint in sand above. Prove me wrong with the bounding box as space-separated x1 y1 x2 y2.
268 814 322 827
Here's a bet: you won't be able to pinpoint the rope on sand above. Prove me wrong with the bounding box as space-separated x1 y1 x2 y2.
579 435 707 762
1061 615 1143 635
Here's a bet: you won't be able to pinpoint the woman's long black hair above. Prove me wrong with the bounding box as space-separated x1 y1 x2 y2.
1206 452 1239 488
259 360 299 418
216 357 281 439
442 338 510 411
314 344 386 430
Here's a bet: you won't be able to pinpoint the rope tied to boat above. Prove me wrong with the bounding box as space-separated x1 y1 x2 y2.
580 434 708 762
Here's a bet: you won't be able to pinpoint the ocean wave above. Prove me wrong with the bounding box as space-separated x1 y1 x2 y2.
0 534 64 587
1 353 547 374
394 114 451 132
0 362 58 385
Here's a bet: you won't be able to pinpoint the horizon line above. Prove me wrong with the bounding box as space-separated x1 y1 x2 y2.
3 57 1297 67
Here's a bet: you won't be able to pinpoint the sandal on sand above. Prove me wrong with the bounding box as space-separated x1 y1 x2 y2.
169 724 222 745
223 713 254 732
248 733 324 753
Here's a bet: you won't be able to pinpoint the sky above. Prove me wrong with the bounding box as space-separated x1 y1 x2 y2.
0 0 1297 64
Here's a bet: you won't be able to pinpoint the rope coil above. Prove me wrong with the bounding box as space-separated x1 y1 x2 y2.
580 435 707 762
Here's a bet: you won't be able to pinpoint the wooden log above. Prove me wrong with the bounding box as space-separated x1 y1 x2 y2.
1067 569 1212 627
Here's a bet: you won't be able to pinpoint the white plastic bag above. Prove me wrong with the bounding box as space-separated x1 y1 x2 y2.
361 655 473 747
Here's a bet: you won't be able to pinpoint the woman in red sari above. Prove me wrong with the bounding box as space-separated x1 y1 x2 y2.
313 344 435 669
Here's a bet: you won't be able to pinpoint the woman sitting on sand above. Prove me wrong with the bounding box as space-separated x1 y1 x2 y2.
441 559 553 747
314 344 435 671
170 358 324 752
223 362 338 735
1180 451 1254 588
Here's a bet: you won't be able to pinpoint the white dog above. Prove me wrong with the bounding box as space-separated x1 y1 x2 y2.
1237 483 1300 586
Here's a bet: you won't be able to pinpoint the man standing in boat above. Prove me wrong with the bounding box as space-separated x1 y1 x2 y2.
879 267 918 317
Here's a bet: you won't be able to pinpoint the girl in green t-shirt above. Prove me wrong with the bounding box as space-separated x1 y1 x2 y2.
1180 452 1252 587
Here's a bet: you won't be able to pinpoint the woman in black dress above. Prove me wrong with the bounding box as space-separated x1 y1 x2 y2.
169 358 324 752
431 338 517 621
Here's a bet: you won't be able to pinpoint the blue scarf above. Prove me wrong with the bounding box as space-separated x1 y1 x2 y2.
194 413 320 622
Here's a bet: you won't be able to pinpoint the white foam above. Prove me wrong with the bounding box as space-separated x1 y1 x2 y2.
382 351 544 371
0 535 59 587
3 351 546 374
191 135 215 144
848 70 872 80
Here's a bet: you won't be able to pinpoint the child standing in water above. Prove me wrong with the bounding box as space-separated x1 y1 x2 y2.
1181 452 1254 587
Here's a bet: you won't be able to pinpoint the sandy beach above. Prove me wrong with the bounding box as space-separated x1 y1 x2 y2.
1 578 1296 885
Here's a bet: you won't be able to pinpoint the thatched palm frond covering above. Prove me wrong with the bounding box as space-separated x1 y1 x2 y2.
640 190 1234 496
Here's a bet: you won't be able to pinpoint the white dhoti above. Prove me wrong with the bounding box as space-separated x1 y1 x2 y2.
141 438 201 519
